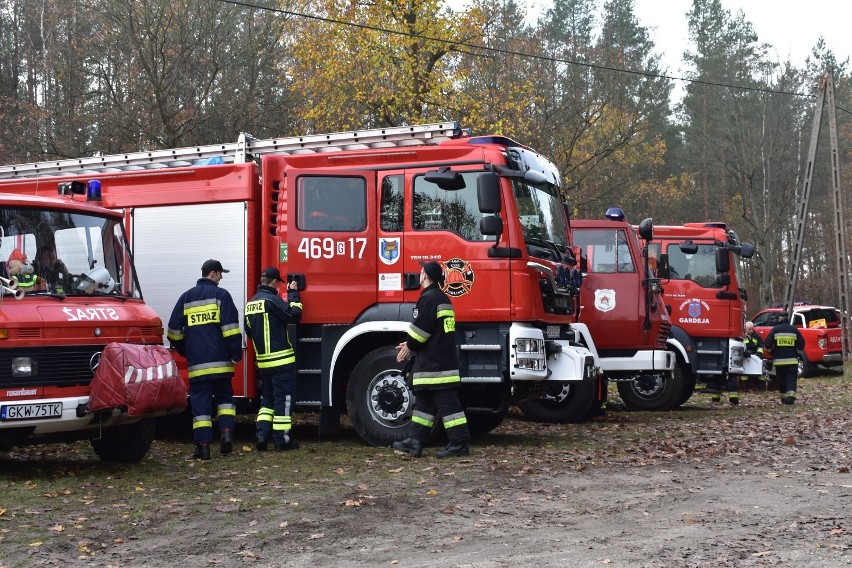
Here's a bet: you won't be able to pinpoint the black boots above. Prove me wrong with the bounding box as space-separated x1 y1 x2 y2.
392 437 423 457
436 442 470 458
220 429 234 455
190 443 211 461
274 439 300 451
255 433 269 452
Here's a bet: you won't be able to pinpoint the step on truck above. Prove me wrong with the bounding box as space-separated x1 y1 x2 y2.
0 123 601 446
0 192 164 461
567 209 677 412
648 222 758 404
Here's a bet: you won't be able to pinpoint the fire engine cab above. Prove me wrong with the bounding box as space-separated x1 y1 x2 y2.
0 192 163 461
0 123 601 446
648 222 757 404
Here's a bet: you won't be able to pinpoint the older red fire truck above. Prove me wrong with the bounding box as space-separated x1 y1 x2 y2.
0 192 163 461
568 210 677 411
648 222 758 404
0 123 601 446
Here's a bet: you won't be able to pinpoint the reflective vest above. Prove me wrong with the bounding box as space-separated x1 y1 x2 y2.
244 284 302 373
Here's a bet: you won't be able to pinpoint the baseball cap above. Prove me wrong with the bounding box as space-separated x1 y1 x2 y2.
201 259 229 274
420 260 444 283
261 266 282 281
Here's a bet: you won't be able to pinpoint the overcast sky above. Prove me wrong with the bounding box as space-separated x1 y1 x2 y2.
632 0 851 75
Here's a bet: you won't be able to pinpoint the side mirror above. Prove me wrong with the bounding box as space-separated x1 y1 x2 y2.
477 173 501 214
637 218 653 241
479 215 503 236
424 167 465 191
717 273 731 286
716 248 730 272
657 253 670 279
740 243 755 258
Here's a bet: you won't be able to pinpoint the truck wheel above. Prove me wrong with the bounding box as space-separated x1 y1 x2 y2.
674 361 695 407
90 418 155 463
466 411 506 436
347 346 415 447
798 356 818 378
617 370 683 411
516 380 596 423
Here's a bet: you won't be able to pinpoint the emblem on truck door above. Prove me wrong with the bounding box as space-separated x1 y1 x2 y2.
594 289 616 312
442 258 474 297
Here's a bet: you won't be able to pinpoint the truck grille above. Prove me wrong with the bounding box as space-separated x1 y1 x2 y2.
0 346 101 389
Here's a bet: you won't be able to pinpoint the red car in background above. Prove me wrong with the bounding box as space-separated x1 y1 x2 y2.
751 304 844 377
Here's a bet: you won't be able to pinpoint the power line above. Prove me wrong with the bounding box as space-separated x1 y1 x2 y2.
217 0 829 102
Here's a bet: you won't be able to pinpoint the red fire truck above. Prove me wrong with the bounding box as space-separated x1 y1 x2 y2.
0 192 164 461
648 222 758 404
568 210 677 411
0 123 601 446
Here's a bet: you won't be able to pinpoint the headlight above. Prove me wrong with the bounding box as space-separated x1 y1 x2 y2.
515 338 544 354
516 357 546 371
12 356 37 377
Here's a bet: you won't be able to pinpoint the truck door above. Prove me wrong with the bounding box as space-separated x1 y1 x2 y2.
401 168 510 320
283 168 377 324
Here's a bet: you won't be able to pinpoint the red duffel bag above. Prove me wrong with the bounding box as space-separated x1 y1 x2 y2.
89 343 187 416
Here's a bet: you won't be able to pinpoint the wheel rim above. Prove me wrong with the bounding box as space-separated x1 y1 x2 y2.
632 374 664 398
540 382 572 404
365 369 413 428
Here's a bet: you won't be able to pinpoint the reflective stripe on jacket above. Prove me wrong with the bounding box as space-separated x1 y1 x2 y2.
245 284 302 373
167 278 242 380
765 323 805 366
406 283 460 390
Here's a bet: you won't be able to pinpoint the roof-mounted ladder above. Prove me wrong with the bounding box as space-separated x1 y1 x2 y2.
0 122 463 180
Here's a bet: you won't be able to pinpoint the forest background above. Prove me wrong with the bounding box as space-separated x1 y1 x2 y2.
0 0 849 312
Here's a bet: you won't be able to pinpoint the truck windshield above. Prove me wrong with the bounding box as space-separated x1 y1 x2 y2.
665 243 723 288
513 179 569 260
0 207 140 299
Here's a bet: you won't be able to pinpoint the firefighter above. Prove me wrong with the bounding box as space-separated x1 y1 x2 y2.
167 259 242 460
392 261 471 458
764 315 805 404
740 321 766 391
244 266 303 451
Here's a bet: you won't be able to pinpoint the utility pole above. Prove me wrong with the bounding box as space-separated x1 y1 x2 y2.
783 69 850 361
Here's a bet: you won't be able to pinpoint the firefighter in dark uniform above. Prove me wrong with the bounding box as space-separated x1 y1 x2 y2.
168 259 242 460
740 321 766 391
245 266 303 451
392 261 471 458
765 315 805 404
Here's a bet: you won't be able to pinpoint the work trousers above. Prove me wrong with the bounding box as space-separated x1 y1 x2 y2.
409 387 470 444
775 364 798 398
256 366 295 445
189 377 236 444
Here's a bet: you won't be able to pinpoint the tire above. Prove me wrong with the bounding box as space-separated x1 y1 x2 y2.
466 411 506 436
346 345 416 447
798 356 818 378
674 361 695 407
516 379 597 423
91 418 155 463
617 369 684 411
